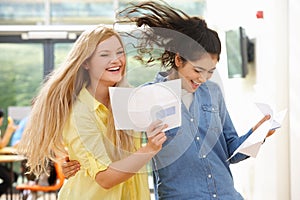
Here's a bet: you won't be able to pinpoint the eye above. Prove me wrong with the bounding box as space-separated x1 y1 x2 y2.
194 68 203 73
117 50 124 55
100 53 109 57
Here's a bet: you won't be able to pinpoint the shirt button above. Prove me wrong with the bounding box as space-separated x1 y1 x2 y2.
190 118 194 122
213 194 217 198
208 174 212 178
196 137 200 140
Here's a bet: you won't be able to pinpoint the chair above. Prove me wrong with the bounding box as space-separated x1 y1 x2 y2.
16 162 65 200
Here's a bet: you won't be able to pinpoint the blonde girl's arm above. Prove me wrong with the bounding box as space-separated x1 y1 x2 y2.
95 120 167 189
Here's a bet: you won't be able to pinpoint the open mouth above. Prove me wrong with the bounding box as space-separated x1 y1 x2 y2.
106 66 120 72
191 80 201 86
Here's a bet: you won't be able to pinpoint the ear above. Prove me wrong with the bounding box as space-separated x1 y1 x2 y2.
82 61 89 70
175 53 183 68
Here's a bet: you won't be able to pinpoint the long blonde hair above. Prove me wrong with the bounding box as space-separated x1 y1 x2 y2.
18 25 134 176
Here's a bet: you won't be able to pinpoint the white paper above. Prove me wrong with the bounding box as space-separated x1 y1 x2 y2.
255 102 287 130
109 79 182 131
228 102 287 159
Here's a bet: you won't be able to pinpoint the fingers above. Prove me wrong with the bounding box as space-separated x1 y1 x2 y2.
262 129 277 144
146 120 168 138
62 159 80 179
145 132 167 154
65 156 70 162
146 120 163 133
143 120 168 154
252 114 271 132
148 132 167 146
252 115 278 142
266 129 276 138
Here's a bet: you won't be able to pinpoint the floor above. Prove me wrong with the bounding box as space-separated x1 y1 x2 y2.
1 191 153 200
1 180 57 200
1 175 155 200
0 193 57 200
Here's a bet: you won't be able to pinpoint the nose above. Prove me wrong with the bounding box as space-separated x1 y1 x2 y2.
198 72 208 83
110 53 122 63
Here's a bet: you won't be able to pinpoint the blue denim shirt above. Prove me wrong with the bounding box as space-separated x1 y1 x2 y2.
152 72 252 200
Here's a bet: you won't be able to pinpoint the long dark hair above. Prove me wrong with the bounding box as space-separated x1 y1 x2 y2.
117 0 221 69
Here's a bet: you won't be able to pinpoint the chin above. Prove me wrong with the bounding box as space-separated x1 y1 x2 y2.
183 84 198 93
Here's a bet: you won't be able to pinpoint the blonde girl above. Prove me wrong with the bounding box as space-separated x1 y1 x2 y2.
18 25 167 199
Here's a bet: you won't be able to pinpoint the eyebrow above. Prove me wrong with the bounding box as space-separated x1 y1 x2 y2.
97 46 124 53
193 65 216 71
208 67 216 71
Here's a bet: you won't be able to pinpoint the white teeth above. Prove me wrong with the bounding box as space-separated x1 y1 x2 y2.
192 80 200 85
107 66 120 71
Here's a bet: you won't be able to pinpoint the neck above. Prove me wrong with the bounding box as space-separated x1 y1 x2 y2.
168 68 179 80
87 83 110 107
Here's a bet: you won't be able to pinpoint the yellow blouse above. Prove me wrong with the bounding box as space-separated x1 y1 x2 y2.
58 87 150 200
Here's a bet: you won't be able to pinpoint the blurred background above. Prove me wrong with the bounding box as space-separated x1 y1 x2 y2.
0 0 299 199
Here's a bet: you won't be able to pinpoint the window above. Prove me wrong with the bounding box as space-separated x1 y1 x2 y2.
0 43 43 108
0 0 207 132
0 0 206 25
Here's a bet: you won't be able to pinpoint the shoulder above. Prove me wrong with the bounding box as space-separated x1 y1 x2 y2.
199 80 222 93
204 80 221 88
74 87 100 114
153 71 169 83
196 80 225 104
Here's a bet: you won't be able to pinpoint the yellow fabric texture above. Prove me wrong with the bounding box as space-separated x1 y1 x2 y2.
58 87 150 200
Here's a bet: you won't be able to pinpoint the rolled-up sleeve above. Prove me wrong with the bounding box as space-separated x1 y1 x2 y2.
63 101 112 180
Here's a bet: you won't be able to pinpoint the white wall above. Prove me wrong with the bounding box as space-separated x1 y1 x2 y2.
289 0 300 199
206 0 296 199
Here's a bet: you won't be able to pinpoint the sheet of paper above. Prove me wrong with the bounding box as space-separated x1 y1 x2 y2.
229 121 270 159
109 79 182 131
255 102 287 130
228 102 287 159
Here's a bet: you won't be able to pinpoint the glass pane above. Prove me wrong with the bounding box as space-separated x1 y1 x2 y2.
126 55 161 87
165 0 207 16
0 0 206 25
51 0 115 25
0 43 43 124
0 0 116 25
0 0 45 25
118 27 163 87
225 27 248 78
119 0 207 17
54 43 74 68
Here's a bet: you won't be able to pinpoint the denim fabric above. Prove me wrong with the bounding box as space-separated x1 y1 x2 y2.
152 73 252 200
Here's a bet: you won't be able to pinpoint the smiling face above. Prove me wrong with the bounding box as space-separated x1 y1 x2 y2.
84 35 126 90
176 53 218 93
